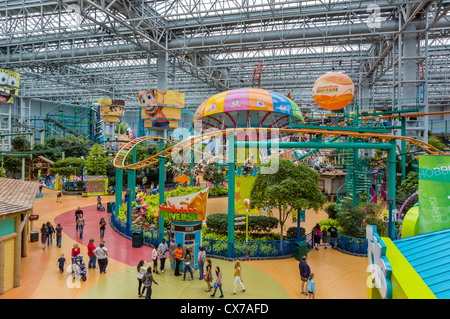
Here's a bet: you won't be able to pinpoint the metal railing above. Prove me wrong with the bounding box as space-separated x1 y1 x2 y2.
110 213 368 257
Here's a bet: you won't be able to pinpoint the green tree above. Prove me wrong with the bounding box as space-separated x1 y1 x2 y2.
86 144 107 175
428 136 445 151
250 159 326 240
51 157 85 177
202 162 226 186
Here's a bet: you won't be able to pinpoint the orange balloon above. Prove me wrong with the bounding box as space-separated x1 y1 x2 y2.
312 72 354 110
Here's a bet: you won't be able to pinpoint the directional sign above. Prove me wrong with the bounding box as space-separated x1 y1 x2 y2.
234 221 246 226
249 214 260 217
234 216 246 221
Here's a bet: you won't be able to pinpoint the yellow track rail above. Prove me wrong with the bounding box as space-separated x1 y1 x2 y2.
114 127 445 170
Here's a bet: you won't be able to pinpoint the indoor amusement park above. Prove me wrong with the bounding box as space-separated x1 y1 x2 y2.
0 0 449 306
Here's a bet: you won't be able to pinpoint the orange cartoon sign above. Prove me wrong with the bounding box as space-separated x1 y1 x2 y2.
159 188 209 222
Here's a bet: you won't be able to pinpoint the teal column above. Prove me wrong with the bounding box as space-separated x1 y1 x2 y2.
352 145 358 207
190 147 194 187
215 161 219 188
125 147 137 236
387 141 397 240
158 139 165 235
126 169 136 236
115 168 123 216
227 132 236 258
401 117 406 182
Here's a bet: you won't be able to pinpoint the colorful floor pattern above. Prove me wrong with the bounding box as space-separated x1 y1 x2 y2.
1 189 368 299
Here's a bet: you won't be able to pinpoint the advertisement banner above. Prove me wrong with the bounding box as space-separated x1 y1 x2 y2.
138 90 185 108
144 119 179 129
141 105 181 120
159 187 209 222
418 155 450 234
100 105 124 117
0 69 20 104
102 116 121 123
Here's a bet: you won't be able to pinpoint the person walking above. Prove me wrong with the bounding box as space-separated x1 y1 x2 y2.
322 226 329 249
210 266 224 298
173 244 183 277
198 246 206 280
157 239 169 273
56 189 62 203
40 223 47 250
299 255 311 295
204 258 213 292
328 223 338 249
231 260 245 295
46 222 55 246
71 243 81 263
183 249 194 281
312 223 321 250
77 215 85 239
94 242 108 274
75 207 83 232
137 260 148 297
99 217 106 242
152 244 159 274
55 223 63 248
57 253 66 274
87 239 97 269
306 273 315 299
143 267 159 299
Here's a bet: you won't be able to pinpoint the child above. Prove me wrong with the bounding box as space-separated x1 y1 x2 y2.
152 244 159 274
307 273 315 299
56 189 62 203
57 253 66 273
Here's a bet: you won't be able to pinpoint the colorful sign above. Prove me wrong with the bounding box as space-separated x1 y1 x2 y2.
418 155 450 234
366 225 392 299
102 116 121 123
0 69 20 104
159 187 209 222
139 89 184 129
312 72 354 110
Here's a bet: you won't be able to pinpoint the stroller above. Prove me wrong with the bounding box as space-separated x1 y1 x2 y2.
97 196 105 211
72 254 87 281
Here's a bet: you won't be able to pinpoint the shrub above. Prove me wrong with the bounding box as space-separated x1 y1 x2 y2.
286 226 306 239
205 213 278 234
324 203 338 219
208 186 228 197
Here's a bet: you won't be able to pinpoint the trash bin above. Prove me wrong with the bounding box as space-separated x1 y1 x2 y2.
294 241 307 261
107 201 115 213
132 230 144 248
30 231 39 242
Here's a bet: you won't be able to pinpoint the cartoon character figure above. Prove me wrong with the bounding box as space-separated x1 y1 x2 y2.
138 89 167 118
0 69 20 104
139 89 169 127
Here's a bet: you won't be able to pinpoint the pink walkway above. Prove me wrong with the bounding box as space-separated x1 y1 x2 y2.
54 205 154 267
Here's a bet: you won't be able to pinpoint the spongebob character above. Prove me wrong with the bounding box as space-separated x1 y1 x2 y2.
0 69 20 104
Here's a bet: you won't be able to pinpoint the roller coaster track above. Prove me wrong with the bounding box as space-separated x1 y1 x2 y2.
114 127 445 170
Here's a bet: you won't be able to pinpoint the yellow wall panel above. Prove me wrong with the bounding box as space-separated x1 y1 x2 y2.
3 238 15 292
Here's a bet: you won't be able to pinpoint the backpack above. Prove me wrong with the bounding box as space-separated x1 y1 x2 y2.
200 251 206 264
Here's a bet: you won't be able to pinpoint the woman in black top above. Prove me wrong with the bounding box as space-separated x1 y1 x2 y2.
99 217 106 242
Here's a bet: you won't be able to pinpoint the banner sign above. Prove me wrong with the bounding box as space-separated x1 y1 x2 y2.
159 187 209 222
418 155 450 234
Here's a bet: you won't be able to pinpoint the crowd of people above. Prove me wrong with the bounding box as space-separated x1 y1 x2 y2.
135 243 246 299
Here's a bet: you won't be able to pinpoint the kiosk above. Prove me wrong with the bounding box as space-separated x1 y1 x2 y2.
158 187 209 271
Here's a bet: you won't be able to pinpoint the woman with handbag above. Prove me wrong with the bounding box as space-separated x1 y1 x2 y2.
210 266 223 298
